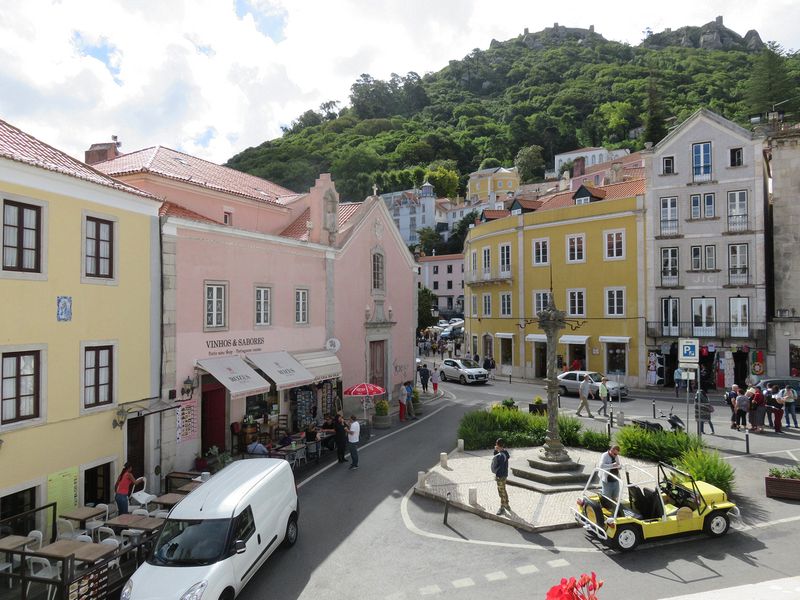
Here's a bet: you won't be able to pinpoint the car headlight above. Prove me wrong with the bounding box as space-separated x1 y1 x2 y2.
121 580 133 600
180 581 208 600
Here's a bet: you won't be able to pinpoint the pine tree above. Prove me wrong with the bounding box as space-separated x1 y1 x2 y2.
745 44 798 116
643 74 667 145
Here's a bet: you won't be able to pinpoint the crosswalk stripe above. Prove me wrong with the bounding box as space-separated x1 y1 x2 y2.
516 564 540 575
419 585 442 595
485 571 508 581
452 578 475 588
547 559 570 568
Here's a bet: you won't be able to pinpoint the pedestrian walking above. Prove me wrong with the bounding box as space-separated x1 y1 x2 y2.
405 381 417 420
439 342 446 361
765 384 783 433
598 377 609 417
346 415 360 470
734 389 751 431
695 387 715 434
334 413 348 463
398 383 408 422
726 384 739 429
598 445 622 500
431 369 439 394
419 363 431 393
751 386 766 432
674 366 684 398
491 438 511 516
576 373 594 418
781 384 798 428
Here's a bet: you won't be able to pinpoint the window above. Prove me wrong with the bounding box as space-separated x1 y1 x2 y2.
433 281 439 290
295 289 309 324
703 193 715 218
532 238 549 266
692 193 715 219
660 197 678 235
727 190 748 231
255 287 271 326
575 194 590 206
83 346 113 408
85 216 114 278
730 296 749 337
691 297 716 336
567 289 585 317
661 247 678 286
500 292 512 316
1 351 40 424
606 343 626 375
534 291 551 314
604 230 624 260
433 265 439 275
446 264 452 274
704 245 716 270
692 245 716 271
372 253 384 291
446 280 453 289
729 244 749 285
482 247 491 275
205 283 226 329
471 294 478 318
690 246 702 271
606 288 625 316
223 211 232 225
661 297 679 336
482 293 492 317
470 251 477 273
662 156 675 174
231 506 256 546
566 234 585 263
499 244 511 274
730 147 743 167
692 142 712 182
690 195 700 219
2 200 41 272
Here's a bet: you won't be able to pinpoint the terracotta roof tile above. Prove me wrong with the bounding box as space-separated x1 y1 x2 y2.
337 202 363 228
580 185 607 198
515 199 543 210
482 209 511 220
0 118 157 200
159 201 222 225
539 178 645 211
280 207 311 241
418 253 464 262
94 146 296 206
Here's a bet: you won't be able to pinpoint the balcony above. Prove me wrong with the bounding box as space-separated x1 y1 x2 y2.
692 165 712 183
727 214 749 233
465 268 513 285
659 219 679 237
727 267 750 287
646 320 766 341
660 270 679 287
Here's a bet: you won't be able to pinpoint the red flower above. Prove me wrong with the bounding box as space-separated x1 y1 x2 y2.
546 573 604 599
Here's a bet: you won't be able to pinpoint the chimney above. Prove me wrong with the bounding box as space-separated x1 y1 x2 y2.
610 162 623 183
573 156 586 177
85 135 121 165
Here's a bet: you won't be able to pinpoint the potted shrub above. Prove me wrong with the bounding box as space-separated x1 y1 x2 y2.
411 387 422 415
500 397 518 411
206 445 233 473
528 396 547 415
765 465 800 500
373 399 392 429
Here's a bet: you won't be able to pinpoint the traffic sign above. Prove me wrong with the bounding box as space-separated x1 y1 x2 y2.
678 338 699 363
678 362 698 372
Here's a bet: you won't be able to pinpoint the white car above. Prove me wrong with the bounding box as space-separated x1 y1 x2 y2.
557 371 628 398
437 319 450 328
439 358 488 384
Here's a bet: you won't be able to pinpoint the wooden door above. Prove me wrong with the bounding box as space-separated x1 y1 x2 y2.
369 341 386 389
126 416 145 480
201 386 227 454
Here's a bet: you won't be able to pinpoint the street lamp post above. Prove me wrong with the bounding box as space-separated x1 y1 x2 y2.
538 298 572 463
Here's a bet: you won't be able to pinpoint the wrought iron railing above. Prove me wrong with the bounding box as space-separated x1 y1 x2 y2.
727 213 749 232
659 219 679 236
464 268 513 284
646 320 766 340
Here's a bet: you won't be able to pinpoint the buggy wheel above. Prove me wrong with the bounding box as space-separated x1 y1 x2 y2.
704 511 730 537
613 525 640 551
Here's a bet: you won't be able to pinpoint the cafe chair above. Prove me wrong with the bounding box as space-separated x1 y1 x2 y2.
25 557 59 600
56 518 86 540
130 478 157 512
75 535 93 543
0 560 11 589
96 526 122 545
120 529 143 551
11 529 43 571
100 538 124 580
131 508 149 517
86 503 109 539
295 446 307 467
151 510 169 519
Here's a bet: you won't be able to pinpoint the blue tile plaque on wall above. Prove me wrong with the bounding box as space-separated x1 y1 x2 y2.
57 296 72 321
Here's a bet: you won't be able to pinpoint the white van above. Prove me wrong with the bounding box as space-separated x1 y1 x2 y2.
122 459 298 600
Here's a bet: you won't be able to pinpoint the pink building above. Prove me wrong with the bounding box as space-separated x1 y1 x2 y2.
418 253 465 315
92 145 416 474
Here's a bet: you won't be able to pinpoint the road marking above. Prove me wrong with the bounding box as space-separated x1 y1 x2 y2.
723 447 800 460
419 584 442 595
451 578 475 588
547 558 570 568
484 571 507 582
516 564 540 574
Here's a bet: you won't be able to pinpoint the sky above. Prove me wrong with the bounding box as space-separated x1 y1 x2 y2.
1 0 798 166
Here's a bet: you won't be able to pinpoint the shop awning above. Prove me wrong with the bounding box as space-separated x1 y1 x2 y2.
291 350 342 382
119 397 180 418
495 332 515 339
559 335 590 345
245 351 315 390
525 334 547 342
599 336 631 344
196 356 271 396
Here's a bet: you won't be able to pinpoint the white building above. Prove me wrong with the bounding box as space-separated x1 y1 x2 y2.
381 181 436 245
418 253 464 314
554 147 629 174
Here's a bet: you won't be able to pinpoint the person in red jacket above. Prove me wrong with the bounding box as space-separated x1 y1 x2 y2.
114 462 144 515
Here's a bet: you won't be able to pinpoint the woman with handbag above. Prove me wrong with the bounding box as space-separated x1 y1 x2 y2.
695 388 715 434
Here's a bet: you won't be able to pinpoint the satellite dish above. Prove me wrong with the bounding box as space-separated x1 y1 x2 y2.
325 338 341 353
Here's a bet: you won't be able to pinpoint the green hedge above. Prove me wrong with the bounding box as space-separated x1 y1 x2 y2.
676 448 736 494
616 426 704 464
457 406 583 450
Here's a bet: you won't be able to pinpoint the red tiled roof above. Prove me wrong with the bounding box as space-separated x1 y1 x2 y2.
580 185 607 198
418 253 464 262
515 199 543 210
280 207 311 241
337 202 363 228
94 146 296 206
482 209 510 220
624 167 645 180
539 179 645 211
0 118 157 200
159 201 221 225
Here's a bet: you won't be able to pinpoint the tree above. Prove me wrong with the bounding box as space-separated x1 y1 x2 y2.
514 145 545 182
424 165 459 198
417 287 438 332
642 74 667 145
416 227 444 256
447 210 479 254
745 43 799 116
478 157 501 170
331 145 382 201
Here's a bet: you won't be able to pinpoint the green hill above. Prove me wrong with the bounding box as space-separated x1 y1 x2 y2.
225 20 800 201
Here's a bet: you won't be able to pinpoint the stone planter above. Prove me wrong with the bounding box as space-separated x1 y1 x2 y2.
373 414 392 429
528 403 547 415
765 476 800 500
412 401 422 415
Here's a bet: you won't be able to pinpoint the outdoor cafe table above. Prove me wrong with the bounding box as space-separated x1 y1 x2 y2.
105 515 165 532
176 481 202 494
0 535 34 552
37 540 116 564
153 493 184 508
59 505 105 528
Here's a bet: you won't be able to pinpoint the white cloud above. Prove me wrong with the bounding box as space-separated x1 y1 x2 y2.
0 0 797 166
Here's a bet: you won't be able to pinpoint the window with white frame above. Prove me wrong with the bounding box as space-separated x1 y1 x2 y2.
295 289 309 324
661 247 678 285
728 244 749 285
433 265 439 275
730 147 743 167
1 350 40 425
566 234 585 263
730 296 750 337
692 142 712 181
482 247 491 275
692 244 717 271
499 244 511 274
470 251 477 273
690 193 715 219
534 291 551 314
605 288 625 316
83 345 113 408
500 292 512 316
532 238 549 265
84 215 115 279
604 230 624 260
205 283 226 329
690 246 702 271
2 199 42 273
482 293 492 317
372 252 385 291
471 294 478 317
662 156 675 174
567 289 585 317
691 297 716 336
255 287 271 326
704 245 716 270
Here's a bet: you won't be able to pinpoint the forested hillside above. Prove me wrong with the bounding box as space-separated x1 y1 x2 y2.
226 21 800 201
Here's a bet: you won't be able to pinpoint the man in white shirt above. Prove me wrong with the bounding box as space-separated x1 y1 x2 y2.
577 374 594 418
346 415 360 470
780 384 798 428
598 445 622 500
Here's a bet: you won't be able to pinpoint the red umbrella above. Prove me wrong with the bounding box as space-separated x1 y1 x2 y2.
343 382 386 396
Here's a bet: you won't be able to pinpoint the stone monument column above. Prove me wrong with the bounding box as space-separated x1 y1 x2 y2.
538 298 572 463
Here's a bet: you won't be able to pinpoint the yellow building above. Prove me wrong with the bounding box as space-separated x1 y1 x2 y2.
467 166 520 204
464 180 646 387
0 120 161 518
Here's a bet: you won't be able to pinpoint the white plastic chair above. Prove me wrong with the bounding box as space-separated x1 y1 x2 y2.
12 529 43 571
86 503 109 539
295 446 307 466
131 508 149 517
25 557 59 600
0 560 11 589
150 509 169 519
56 518 86 540
130 478 157 511
75 534 93 543
100 538 123 579
96 526 121 545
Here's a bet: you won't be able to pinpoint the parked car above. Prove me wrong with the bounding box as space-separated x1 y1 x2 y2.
439 325 464 340
756 376 800 394
437 319 450 328
439 358 488 384
557 371 628 398
448 318 464 326
122 459 298 600
573 462 739 551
